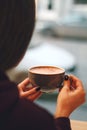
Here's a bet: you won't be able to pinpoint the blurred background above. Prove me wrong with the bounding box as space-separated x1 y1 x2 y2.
7 0 87 121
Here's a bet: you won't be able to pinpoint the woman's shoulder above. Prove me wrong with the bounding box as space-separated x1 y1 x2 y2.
4 96 56 130
18 98 53 120
13 97 56 129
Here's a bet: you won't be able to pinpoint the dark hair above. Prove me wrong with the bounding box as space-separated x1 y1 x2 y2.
0 0 35 71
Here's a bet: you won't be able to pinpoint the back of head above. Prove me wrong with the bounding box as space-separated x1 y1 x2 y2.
0 0 35 71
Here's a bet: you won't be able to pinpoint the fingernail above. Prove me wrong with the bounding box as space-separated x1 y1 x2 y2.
36 87 41 91
64 75 69 80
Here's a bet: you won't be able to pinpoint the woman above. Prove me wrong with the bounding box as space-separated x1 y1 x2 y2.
0 0 85 130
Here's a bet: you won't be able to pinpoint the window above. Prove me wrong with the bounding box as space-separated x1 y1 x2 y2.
75 0 87 4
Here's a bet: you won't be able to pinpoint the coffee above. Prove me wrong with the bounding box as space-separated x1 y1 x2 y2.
29 66 65 93
29 66 64 75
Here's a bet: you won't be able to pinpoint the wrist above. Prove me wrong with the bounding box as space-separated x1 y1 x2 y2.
54 108 70 118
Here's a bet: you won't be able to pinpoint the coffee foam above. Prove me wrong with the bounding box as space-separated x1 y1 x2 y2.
30 66 64 75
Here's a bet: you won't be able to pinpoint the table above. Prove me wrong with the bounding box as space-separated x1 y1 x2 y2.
71 120 87 130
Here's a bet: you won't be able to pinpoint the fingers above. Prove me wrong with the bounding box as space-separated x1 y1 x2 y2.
17 78 42 101
18 78 30 90
23 86 42 101
59 75 76 92
70 75 86 98
21 87 41 98
63 75 84 91
69 75 84 90
64 75 71 87
27 91 42 101
60 75 71 91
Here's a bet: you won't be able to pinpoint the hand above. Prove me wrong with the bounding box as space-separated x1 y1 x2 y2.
17 78 42 101
54 75 86 118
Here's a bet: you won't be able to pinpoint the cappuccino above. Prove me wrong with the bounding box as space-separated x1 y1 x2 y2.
29 66 64 75
29 66 65 92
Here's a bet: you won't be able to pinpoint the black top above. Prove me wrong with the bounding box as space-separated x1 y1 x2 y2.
0 70 71 130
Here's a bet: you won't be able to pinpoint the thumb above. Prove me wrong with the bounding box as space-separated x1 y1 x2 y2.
63 75 71 90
